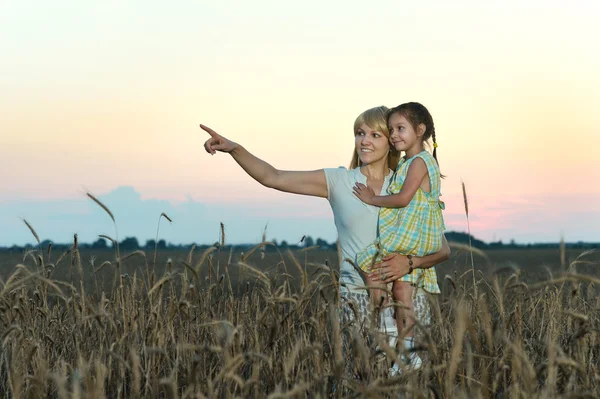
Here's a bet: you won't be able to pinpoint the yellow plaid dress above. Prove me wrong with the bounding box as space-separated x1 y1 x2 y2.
357 150 444 294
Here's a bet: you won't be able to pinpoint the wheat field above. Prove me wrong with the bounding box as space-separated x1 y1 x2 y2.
1 194 599 398
0 235 599 398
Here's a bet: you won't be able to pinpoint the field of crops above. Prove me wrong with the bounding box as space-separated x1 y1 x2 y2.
0 242 599 398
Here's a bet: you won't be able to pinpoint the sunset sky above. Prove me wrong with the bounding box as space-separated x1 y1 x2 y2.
1 0 599 246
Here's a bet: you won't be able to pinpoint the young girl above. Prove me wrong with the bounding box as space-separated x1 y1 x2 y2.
353 102 445 370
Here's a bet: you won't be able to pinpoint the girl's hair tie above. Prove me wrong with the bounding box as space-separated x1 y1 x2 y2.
433 142 438 148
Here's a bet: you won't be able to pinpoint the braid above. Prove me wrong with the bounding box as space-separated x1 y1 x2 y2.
431 125 438 162
421 105 439 162
424 106 445 178
388 101 444 177
430 122 445 178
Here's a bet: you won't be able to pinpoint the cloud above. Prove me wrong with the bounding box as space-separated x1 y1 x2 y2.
441 193 600 243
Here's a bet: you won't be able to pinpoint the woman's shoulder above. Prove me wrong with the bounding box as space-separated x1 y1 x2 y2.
323 167 357 197
324 166 354 179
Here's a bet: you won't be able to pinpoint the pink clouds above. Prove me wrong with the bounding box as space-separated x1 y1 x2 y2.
441 192 600 242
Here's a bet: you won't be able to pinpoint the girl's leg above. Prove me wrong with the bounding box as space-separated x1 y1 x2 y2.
391 281 422 371
392 281 414 337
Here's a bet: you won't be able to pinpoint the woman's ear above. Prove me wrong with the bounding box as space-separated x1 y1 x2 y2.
417 123 426 137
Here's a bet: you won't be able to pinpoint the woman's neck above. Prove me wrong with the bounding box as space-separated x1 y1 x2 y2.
360 159 389 181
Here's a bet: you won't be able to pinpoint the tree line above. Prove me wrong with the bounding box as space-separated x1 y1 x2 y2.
1 231 598 252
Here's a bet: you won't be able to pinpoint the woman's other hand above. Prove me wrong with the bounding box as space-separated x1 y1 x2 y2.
369 253 413 284
353 183 376 205
200 124 239 154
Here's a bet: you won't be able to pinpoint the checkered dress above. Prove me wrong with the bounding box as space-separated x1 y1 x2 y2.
356 150 445 294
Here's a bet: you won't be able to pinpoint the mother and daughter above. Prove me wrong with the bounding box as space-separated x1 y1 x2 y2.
201 102 449 373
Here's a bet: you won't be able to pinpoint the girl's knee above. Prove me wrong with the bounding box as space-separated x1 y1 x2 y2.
392 281 413 302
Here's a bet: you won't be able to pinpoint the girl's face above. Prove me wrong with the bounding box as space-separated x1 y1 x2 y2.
355 123 390 166
388 113 422 152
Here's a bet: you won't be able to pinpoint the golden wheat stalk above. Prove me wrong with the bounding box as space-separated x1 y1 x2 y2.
21 218 40 246
462 181 477 299
153 212 173 274
87 193 115 223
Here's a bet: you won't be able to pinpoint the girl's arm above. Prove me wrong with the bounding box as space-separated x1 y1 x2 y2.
353 157 427 207
201 124 328 198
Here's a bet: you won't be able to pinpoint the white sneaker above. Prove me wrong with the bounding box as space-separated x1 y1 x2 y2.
405 352 422 370
388 351 423 377
402 337 422 370
389 362 401 377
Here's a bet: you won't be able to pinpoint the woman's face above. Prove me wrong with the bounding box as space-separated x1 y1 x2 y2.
354 123 390 166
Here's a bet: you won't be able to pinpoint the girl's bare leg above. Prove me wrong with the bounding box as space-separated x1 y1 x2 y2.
390 281 422 371
392 280 414 336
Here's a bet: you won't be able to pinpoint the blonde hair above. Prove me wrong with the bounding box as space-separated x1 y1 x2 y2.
349 106 400 170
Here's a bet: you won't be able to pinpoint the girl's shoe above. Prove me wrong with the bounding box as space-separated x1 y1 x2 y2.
388 353 423 377
405 352 422 369
389 362 401 377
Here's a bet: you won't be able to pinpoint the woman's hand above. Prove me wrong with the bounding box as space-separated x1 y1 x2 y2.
353 183 376 205
369 253 414 284
200 124 239 154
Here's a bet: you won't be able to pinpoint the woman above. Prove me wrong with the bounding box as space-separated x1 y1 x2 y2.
200 106 450 349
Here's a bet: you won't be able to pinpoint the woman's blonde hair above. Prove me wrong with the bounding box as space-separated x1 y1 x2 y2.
349 106 400 170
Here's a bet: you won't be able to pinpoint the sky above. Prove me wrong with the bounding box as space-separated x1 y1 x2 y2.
1 0 599 246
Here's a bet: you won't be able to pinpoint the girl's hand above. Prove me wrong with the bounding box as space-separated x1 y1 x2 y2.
369 253 414 284
200 124 239 154
353 183 376 205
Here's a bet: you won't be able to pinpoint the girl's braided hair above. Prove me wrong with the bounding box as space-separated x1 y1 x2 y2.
386 102 443 175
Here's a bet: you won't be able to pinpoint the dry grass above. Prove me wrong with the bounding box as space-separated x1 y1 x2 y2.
0 241 599 398
1 191 598 397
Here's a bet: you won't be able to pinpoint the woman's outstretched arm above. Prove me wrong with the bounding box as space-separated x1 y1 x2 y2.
201 124 328 198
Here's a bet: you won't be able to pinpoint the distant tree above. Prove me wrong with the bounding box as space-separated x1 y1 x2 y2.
445 231 486 249
316 238 329 248
157 239 167 249
92 238 108 249
145 239 156 249
303 236 314 247
120 237 139 250
279 240 288 249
